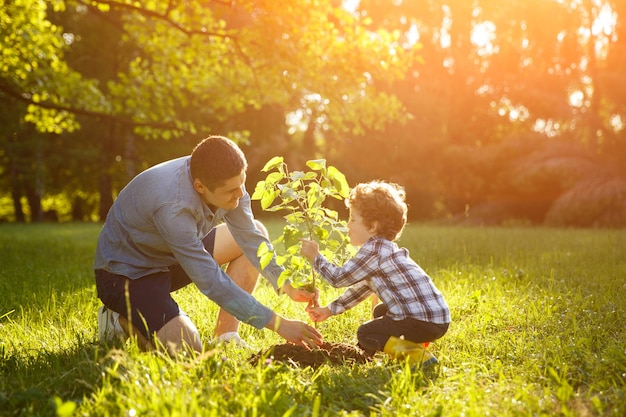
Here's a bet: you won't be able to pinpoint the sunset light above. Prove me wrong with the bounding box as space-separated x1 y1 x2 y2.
2 0 626 415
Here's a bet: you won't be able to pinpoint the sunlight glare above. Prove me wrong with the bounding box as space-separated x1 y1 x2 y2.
569 90 584 107
610 115 624 132
471 21 497 56
406 23 420 46
592 2 616 37
343 0 360 13
439 5 452 49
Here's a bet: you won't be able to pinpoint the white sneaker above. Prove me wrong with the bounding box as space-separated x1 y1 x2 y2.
215 331 249 348
98 305 126 343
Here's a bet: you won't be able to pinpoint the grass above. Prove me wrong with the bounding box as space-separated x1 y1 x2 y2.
0 222 624 416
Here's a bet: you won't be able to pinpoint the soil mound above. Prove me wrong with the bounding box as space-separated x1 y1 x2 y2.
250 342 370 368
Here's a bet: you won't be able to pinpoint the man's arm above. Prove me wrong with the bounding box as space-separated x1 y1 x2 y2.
223 191 318 304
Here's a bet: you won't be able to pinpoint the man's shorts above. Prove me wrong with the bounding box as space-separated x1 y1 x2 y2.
95 228 216 339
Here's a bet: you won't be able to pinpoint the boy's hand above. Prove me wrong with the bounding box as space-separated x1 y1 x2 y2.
300 239 320 262
306 305 332 323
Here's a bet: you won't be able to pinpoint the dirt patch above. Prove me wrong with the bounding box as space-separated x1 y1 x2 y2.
250 342 371 368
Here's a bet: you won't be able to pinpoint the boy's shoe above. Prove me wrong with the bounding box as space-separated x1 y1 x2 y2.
98 305 126 343
215 331 249 348
383 336 438 367
421 353 438 367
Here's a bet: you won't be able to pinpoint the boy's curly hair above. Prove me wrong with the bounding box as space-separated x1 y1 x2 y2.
347 181 408 241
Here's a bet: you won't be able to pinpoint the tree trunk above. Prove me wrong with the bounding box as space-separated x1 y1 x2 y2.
25 185 42 223
10 185 25 223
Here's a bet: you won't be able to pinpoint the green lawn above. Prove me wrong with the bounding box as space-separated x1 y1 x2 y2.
0 222 624 416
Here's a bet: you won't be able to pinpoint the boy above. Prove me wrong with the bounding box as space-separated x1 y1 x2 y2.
301 181 450 366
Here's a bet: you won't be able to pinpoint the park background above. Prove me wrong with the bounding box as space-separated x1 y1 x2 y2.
1 0 624 227
1 2 626 416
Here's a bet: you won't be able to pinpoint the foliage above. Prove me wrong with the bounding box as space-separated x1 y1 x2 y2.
328 0 626 225
0 223 625 416
1 0 626 227
1 0 415 222
252 156 354 290
13 0 413 138
0 0 106 132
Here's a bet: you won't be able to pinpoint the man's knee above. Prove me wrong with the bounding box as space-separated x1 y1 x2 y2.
156 314 202 354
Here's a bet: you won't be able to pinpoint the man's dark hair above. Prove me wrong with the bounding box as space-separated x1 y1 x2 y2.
190 136 248 191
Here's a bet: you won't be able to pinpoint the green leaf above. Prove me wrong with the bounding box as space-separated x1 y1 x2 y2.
53 396 77 417
260 190 278 210
306 159 326 171
283 226 303 248
328 166 350 198
279 186 298 201
307 183 321 209
289 171 306 181
265 171 284 185
251 181 266 200
257 242 271 270
261 156 284 172
322 208 339 220
277 269 291 288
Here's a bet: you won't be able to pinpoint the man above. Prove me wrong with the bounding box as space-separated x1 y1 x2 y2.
94 135 322 354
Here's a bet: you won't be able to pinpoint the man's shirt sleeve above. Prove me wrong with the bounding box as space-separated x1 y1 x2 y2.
224 191 285 291
153 204 273 329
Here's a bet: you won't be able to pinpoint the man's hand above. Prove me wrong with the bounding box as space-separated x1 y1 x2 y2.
267 314 323 349
281 281 320 305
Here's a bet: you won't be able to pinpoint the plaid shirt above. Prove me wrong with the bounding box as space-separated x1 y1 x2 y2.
313 236 451 324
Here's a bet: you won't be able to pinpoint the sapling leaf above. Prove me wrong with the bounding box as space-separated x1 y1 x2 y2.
262 156 284 172
307 183 321 208
277 270 291 288
279 186 298 201
322 208 339 220
254 156 351 292
257 242 272 270
306 159 326 170
260 189 278 209
313 227 330 241
284 211 305 223
283 226 302 248
290 171 306 180
266 171 284 185
251 181 266 200
328 166 350 198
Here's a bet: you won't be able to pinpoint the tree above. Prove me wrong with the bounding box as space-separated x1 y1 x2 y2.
335 0 625 226
0 0 417 220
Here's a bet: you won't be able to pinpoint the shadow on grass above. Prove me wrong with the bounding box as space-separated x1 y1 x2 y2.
0 339 106 417
0 223 101 316
248 342 441 415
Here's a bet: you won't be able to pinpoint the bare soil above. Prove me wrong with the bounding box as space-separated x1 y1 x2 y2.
249 341 371 368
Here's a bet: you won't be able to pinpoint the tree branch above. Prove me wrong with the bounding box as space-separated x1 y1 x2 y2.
76 0 233 38
0 79 185 132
